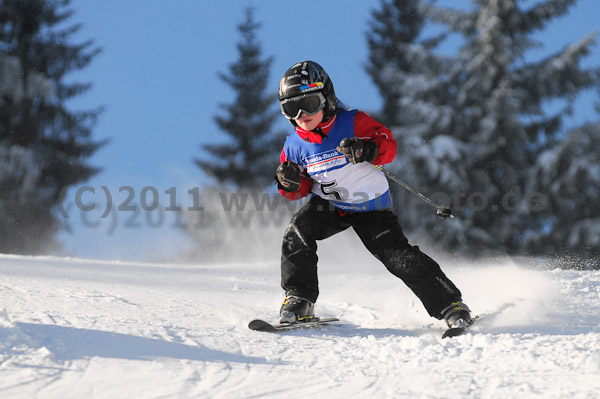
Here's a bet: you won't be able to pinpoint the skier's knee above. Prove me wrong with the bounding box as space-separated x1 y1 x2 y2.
282 221 312 253
382 247 433 278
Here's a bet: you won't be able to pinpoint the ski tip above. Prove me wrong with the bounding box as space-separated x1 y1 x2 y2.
442 327 468 339
442 315 479 339
248 319 277 332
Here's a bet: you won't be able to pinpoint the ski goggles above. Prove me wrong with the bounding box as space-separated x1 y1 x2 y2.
280 92 326 120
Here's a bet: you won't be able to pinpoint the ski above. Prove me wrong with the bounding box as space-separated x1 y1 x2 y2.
442 316 479 339
248 317 340 333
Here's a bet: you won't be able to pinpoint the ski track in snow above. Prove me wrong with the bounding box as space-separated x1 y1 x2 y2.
1 253 600 398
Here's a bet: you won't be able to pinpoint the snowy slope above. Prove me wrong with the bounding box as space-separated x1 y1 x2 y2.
1 252 600 399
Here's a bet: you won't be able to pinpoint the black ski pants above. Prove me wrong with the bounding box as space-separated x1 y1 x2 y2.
281 196 462 319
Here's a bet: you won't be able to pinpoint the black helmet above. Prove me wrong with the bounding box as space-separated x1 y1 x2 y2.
278 61 337 123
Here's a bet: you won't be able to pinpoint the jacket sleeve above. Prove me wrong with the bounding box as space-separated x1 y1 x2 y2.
353 111 397 165
277 148 313 200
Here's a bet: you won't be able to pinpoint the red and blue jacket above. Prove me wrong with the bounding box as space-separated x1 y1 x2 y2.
279 109 397 212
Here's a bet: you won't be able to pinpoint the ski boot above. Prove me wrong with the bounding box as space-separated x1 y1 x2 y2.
441 301 473 329
279 295 314 324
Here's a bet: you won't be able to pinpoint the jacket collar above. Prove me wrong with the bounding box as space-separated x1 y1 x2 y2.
295 114 337 143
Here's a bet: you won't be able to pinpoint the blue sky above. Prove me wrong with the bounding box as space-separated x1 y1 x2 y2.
58 0 599 261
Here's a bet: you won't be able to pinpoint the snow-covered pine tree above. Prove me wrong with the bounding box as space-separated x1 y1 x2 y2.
0 0 104 254
373 0 598 255
185 7 289 263
524 111 600 258
366 0 453 127
366 0 463 242
434 0 598 254
195 7 284 191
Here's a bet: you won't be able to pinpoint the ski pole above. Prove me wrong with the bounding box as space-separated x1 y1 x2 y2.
373 165 454 219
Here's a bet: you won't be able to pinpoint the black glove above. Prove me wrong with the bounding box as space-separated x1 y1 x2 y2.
337 138 379 164
275 161 302 192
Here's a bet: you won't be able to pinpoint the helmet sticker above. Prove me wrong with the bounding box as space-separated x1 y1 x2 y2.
300 82 323 92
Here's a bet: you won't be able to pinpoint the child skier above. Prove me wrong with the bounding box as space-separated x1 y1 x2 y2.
274 60 472 329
